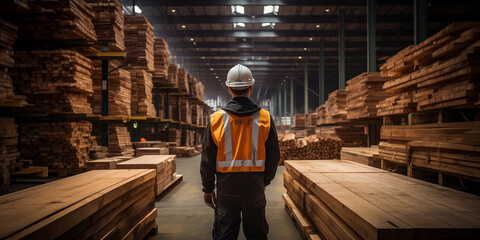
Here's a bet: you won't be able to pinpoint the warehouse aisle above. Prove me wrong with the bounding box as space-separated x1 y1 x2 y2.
150 155 302 240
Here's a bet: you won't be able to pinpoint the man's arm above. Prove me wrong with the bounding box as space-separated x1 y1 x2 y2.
200 121 217 193
264 115 280 186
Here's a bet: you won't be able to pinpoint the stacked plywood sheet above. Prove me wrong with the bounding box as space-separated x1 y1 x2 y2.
341 146 381 168
19 121 93 168
16 0 97 42
0 118 20 172
0 19 25 103
86 0 125 51
283 160 480 240
117 155 179 197
169 146 200 158
379 121 480 180
177 68 189 94
345 72 395 120
294 114 306 127
124 15 154 71
153 38 171 81
0 170 157 239
12 50 93 113
378 22 480 116
324 90 347 124
278 134 343 163
108 124 135 157
90 60 131 115
130 69 156 116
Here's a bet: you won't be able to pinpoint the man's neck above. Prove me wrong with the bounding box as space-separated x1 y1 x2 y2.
232 95 250 99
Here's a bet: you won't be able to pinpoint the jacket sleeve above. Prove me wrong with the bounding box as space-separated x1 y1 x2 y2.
200 121 218 193
264 115 280 186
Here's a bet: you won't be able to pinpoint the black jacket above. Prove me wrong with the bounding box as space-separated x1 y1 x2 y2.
200 97 280 196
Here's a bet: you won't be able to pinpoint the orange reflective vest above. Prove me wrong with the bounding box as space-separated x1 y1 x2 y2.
210 109 271 173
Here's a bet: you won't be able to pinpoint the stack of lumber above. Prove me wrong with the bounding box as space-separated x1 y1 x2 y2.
12 50 93 113
316 126 367 147
19 121 93 168
90 60 131 115
169 146 200 158
0 118 19 172
345 72 395 120
0 170 158 239
188 75 205 101
153 38 171 81
133 141 167 148
181 130 195 147
191 104 203 125
379 121 480 180
167 63 179 87
160 129 181 146
108 124 135 157
136 147 169 156
153 92 165 119
278 134 343 163
168 97 191 122
86 156 131 170
307 113 318 126
315 105 327 125
124 15 154 71
0 19 25 103
378 22 480 116
283 160 480 240
130 69 156 116
177 68 190 94
117 155 179 197
324 90 347 124
341 146 380 168
86 0 125 51
89 139 109 160
294 114 306 127
16 0 97 42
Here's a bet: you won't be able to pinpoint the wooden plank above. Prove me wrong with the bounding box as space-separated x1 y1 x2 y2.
283 194 315 239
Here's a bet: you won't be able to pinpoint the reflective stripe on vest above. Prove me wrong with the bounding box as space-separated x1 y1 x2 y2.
217 110 265 171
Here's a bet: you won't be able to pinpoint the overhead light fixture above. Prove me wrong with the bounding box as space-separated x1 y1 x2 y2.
316 24 320 28
134 6 142 14
261 23 276 29
263 5 279 15
298 56 302 59
210 68 214 71
190 38 194 41
304 48 307 51
193 42 197 45
325 8 330 13
181 25 186 29
171 9 176 13
231 5 245 15
233 22 246 28
309 37 313 41
201 56 205 59
216 76 219 79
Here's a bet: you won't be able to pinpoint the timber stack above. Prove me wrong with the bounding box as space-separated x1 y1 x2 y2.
278 134 343 163
345 72 395 120
160 129 182 146
341 146 381 168
108 124 135 157
315 106 326 125
130 70 156 116
177 68 190 94
167 63 179 88
306 113 318 126
294 114 306 127
170 146 200 158
153 38 171 81
124 15 154 71
0 118 20 173
324 89 347 124
283 160 480 240
86 0 125 51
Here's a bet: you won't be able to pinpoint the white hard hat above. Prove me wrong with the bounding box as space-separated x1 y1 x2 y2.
226 64 255 89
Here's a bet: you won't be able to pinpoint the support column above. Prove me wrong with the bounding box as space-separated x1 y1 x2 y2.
367 0 377 72
319 38 325 105
414 0 427 44
278 88 282 120
290 76 294 125
304 57 308 115
338 8 346 89
283 86 287 119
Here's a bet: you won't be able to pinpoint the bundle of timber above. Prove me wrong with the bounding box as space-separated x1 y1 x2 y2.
379 121 480 181
306 113 318 126
90 60 131 115
12 50 93 113
324 89 347 124
284 160 480 240
160 129 181 146
167 63 179 87
188 75 205 101
315 105 326 125
108 124 135 157
136 147 169 156
197 81 205 101
170 146 200 158
378 22 480 116
0 19 25 103
153 38 171 80
0 118 19 172
86 0 125 51
19 121 93 168
191 104 203 125
117 155 179 197
0 170 158 239
341 146 380 168
132 141 168 148
181 130 195 147
316 126 367 147
177 68 190 94
124 15 154 71
294 114 306 127
153 91 165 119
86 156 133 170
16 0 97 42
169 97 191 123
130 69 156 116
346 72 395 119
278 134 343 163
89 138 109 160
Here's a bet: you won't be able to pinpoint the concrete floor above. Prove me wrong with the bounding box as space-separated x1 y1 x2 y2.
149 155 302 240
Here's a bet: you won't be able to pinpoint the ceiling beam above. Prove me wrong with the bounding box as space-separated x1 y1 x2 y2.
138 0 465 6
173 49 396 57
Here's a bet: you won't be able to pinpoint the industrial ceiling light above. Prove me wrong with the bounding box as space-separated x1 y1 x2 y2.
201 56 205 59
263 5 279 15
210 68 214 71
171 9 176 13
309 37 313 41
193 42 197 45
261 23 276 29
231 5 245 15
298 56 302 59
216 76 219 79
181 25 186 29
134 6 142 14
316 24 320 28
304 48 307 51
233 22 246 28
190 38 194 41
325 8 330 13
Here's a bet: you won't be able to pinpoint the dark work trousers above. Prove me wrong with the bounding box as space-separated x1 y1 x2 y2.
213 192 269 240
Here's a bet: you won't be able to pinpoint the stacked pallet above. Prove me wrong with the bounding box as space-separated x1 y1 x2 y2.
378 22 480 116
294 114 306 127
108 124 135 157
0 170 158 239
346 72 395 120
117 155 179 197
177 68 189 94
19 121 93 168
278 134 343 163
86 0 125 51
153 38 171 81
0 19 25 103
16 0 97 42
0 118 20 172
130 70 156 116
12 50 93 113
341 146 381 168
169 146 200 158
90 60 131 115
283 160 480 240
167 63 179 87
379 122 480 180
124 15 154 71
324 90 347 124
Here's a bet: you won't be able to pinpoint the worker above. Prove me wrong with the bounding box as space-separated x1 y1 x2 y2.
140 137 147 142
201 64 280 240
